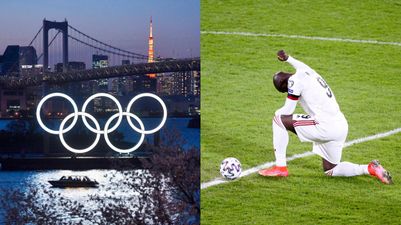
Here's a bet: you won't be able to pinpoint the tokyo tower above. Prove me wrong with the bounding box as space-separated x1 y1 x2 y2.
147 17 156 78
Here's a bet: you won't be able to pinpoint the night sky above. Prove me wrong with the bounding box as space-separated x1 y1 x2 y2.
0 0 200 66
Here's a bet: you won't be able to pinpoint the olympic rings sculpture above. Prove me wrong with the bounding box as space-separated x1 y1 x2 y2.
36 92 167 154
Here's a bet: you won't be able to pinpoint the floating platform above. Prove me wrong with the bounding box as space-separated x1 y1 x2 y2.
0 156 147 170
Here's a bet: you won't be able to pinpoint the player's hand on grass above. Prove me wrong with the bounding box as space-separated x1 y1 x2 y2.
277 50 288 61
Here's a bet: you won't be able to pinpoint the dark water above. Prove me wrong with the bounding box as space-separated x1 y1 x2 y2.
0 117 199 223
0 169 150 223
0 117 199 150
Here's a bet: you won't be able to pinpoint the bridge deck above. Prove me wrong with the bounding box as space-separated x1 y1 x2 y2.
0 58 200 89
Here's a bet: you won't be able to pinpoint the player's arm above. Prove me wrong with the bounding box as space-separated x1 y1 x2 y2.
277 50 312 71
275 95 298 116
275 75 302 116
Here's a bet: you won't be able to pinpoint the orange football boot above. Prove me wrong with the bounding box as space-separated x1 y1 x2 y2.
259 166 289 177
368 160 393 184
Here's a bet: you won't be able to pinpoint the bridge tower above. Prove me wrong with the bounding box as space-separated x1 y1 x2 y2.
147 17 156 78
42 19 69 155
43 19 69 72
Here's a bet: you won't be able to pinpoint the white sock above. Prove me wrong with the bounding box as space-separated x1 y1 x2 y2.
327 162 369 177
273 115 288 167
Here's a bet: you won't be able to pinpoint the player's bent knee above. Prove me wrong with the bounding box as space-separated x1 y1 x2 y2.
272 115 284 128
322 158 337 173
280 115 296 134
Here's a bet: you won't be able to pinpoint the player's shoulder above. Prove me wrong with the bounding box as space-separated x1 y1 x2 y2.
288 72 304 95
289 70 306 83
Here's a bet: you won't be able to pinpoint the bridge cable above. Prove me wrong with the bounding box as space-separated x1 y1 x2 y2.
37 30 61 62
28 26 43 46
68 24 148 58
68 35 148 60
5 26 43 76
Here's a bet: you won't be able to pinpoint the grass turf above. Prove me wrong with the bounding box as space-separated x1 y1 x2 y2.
201 0 401 224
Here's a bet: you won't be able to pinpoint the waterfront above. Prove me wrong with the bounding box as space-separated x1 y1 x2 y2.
0 169 152 223
0 117 199 222
0 117 199 152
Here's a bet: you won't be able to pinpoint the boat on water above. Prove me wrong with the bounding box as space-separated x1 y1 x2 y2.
48 175 99 188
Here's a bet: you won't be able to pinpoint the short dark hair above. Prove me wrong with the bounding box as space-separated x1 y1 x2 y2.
273 72 293 93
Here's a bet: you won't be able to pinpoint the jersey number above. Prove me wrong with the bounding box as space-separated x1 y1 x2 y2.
296 115 311 119
316 77 333 98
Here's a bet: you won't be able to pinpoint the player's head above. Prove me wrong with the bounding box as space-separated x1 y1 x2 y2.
273 72 293 93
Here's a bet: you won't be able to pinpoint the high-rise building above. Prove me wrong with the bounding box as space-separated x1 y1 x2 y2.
156 73 174 96
55 61 85 73
191 70 201 96
19 46 38 66
92 54 110 112
92 54 109 92
0 45 38 75
170 71 200 97
0 45 39 117
109 78 122 95
54 62 87 100
132 75 157 94
120 60 132 94
0 90 26 117
92 54 109 69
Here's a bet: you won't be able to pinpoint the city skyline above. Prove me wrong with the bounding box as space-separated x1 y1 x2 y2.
0 0 200 119
0 0 200 61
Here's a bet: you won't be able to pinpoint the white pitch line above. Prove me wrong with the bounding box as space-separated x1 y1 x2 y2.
201 31 401 47
201 127 401 190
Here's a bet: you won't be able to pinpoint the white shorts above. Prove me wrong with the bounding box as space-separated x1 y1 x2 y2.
292 114 348 164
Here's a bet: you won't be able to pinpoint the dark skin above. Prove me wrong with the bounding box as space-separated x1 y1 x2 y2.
280 115 337 171
277 50 337 172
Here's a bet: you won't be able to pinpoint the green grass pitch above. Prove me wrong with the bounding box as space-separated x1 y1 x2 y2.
201 1 401 224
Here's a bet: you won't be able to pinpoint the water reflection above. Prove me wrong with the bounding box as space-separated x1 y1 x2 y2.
0 169 151 223
0 169 148 201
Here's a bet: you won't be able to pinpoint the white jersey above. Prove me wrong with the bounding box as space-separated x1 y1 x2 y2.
286 56 343 122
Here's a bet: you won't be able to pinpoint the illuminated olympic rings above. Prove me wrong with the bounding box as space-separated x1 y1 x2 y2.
36 93 167 154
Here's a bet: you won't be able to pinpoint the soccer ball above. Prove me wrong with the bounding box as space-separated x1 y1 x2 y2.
220 157 242 180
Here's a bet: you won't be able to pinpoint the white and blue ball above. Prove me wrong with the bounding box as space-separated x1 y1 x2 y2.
220 157 242 180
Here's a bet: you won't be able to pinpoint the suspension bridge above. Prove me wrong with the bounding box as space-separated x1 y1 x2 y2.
0 19 200 161
0 58 199 89
0 19 200 88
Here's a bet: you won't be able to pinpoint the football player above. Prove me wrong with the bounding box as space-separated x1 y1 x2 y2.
258 50 392 184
